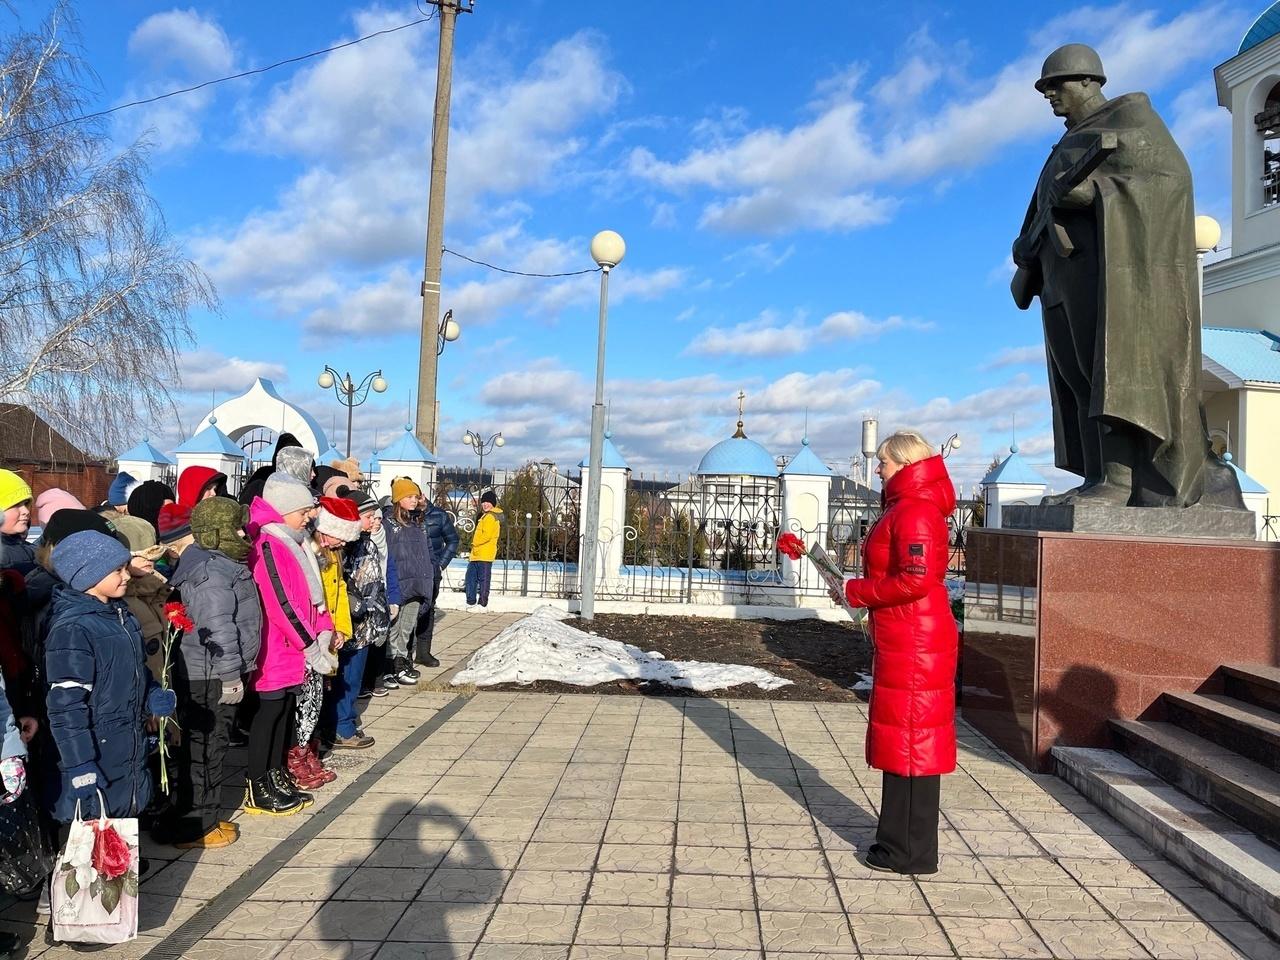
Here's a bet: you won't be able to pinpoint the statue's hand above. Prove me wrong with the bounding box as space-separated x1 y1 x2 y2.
1012 235 1036 268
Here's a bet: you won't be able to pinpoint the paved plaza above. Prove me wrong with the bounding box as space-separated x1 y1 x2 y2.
2 611 1277 960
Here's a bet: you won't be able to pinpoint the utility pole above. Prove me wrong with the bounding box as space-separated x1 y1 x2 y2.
414 0 472 455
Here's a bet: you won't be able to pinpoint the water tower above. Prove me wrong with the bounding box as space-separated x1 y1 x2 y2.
860 417 878 487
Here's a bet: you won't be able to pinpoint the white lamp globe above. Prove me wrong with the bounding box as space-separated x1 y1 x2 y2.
371 376 388 393
1194 215 1222 255
317 371 335 389
442 316 461 342
495 435 505 447
951 436 962 449
463 431 474 445
590 230 626 269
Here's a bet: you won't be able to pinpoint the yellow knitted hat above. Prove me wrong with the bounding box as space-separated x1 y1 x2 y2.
390 477 421 503
0 470 33 511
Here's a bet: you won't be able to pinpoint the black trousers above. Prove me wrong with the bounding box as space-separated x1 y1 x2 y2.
414 571 443 665
875 772 940 873
175 678 234 834
248 691 295 782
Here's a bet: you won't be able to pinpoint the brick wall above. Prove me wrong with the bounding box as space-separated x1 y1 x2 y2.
5 462 113 508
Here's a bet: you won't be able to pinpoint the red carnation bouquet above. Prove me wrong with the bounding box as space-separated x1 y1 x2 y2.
777 533 864 623
156 602 193 795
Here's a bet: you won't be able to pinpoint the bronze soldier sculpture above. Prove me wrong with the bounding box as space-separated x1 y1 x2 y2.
1011 44 1243 512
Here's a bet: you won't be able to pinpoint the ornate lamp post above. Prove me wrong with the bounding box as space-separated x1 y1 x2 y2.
940 433 962 459
462 429 504 478
437 309 461 355
317 367 387 457
580 229 625 621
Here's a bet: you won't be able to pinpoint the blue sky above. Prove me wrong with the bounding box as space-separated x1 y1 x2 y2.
44 1 1251 487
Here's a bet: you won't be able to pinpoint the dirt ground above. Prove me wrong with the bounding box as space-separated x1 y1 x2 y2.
481 614 873 702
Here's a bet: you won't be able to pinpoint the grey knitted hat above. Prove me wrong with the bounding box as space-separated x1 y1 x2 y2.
263 472 315 516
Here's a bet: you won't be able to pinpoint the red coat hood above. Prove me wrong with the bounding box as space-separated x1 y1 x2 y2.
882 455 956 516
177 466 224 508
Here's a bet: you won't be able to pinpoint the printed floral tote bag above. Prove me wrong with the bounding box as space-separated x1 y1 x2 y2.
50 794 139 944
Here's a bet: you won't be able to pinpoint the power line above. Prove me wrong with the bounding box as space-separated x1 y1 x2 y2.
443 246 600 278
2 12 438 145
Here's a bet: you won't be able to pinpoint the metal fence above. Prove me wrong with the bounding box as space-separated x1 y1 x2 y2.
419 466 980 607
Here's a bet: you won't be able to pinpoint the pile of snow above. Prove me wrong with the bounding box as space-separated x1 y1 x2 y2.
452 607 792 692
850 671 873 694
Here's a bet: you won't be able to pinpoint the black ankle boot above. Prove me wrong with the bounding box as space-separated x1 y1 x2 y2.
242 774 302 816
270 768 313 807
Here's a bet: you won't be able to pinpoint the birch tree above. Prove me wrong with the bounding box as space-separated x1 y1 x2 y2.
0 3 214 453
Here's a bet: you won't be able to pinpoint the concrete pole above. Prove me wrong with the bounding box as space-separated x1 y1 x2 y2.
413 1 458 456
580 267 611 620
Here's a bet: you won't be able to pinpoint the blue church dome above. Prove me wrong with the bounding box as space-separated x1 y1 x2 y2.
696 420 777 478
1241 2 1280 54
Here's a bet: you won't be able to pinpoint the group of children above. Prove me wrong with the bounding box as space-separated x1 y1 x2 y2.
0 435 470 945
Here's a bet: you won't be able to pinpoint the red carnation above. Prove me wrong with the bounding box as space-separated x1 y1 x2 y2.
91 824 131 881
777 532 806 560
163 601 194 632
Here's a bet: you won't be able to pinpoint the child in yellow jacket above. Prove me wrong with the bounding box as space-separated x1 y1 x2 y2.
465 491 502 608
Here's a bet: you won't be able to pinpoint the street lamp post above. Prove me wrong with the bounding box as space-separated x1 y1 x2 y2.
1194 215 1221 306
462 429 504 479
317 367 388 457
580 230 625 622
940 433 962 459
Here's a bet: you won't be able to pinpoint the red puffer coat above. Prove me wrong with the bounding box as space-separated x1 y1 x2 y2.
845 455 958 777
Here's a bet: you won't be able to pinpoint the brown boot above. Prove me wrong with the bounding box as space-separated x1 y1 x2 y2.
174 822 238 849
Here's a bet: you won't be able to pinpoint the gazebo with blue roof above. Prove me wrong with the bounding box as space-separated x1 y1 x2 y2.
779 438 836 596
981 444 1048 528
375 424 437 502
696 393 778 480
115 437 174 484
174 416 245 489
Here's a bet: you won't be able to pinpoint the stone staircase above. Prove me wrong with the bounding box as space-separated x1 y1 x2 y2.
1054 664 1280 939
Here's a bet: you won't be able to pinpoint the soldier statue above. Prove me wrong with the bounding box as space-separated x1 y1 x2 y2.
1011 44 1243 510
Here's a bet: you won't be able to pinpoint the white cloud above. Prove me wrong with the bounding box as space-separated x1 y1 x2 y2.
178 349 287 394
685 308 923 357
983 344 1045 370
630 3 1242 235
120 9 235 153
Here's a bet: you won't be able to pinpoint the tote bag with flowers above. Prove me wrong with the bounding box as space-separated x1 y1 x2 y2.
50 795 139 944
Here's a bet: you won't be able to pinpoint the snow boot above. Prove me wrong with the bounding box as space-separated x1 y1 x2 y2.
242 775 303 816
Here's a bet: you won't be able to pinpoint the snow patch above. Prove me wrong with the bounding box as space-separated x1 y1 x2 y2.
452 607 792 692
850 671 873 694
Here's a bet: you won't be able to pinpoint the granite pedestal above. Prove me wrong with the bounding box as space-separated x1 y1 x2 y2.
1003 501 1256 539
962 527 1280 771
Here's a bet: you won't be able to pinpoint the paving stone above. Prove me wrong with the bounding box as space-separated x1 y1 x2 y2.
211 902 319 940
674 845 751 876
834 877 929 915
1121 920 1249 959
296 901 408 941
484 903 582 944
759 910 855 953
920 881 1020 917
749 848 827 878
581 871 668 908
753 876 842 913
589 841 674 875
576 905 670 946
668 908 762 951
1030 919 1151 959
418 868 511 903
670 874 754 911
251 867 356 901
388 900 497 942
289 838 380 868
677 822 749 847
980 856 1077 886
847 914 952 957
363 839 450 869
185 944 286 960
746 824 818 849
938 916 1053 958
567 947 664 960
501 870 592 905
518 842 600 871
472 945 570 960
333 867 432 901
533 819 608 843
1003 884 1111 920
604 820 675 845
1089 885 1206 921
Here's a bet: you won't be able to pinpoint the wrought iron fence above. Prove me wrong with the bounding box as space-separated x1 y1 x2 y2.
1263 513 1280 542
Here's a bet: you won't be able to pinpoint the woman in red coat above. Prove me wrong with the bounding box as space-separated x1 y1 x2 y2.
844 430 958 875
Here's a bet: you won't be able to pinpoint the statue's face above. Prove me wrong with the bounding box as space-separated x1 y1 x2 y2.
1042 78 1096 118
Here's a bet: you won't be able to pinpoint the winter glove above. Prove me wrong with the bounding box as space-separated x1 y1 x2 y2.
146 687 177 718
303 638 338 676
66 761 104 815
218 679 244 705
0 757 25 803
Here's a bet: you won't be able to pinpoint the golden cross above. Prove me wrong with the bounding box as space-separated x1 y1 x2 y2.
736 390 746 419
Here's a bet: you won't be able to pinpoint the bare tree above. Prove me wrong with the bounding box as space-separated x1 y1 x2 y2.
0 3 215 455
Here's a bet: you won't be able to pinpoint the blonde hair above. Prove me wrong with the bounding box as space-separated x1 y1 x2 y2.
877 430 933 466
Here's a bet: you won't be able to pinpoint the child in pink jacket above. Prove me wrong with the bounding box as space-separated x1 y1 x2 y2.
243 473 337 816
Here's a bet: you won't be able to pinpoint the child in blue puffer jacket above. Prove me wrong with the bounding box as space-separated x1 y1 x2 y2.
44 531 176 821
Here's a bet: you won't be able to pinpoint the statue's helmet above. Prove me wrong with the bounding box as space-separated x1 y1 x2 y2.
1035 44 1107 92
